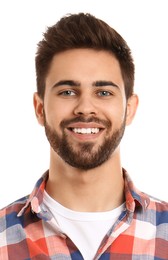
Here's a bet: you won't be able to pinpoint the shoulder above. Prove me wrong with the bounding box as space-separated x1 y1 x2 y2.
124 169 168 216
147 193 168 210
148 194 168 217
140 192 168 226
0 195 29 226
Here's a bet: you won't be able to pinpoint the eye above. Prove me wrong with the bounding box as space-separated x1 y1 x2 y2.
97 90 112 97
59 90 76 96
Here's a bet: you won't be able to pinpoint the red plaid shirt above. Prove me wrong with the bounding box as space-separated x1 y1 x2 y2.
0 169 168 259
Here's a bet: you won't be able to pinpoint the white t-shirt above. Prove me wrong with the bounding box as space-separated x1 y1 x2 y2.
43 191 125 260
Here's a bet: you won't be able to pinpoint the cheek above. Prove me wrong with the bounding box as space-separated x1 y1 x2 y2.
114 99 127 124
44 100 73 127
104 101 126 125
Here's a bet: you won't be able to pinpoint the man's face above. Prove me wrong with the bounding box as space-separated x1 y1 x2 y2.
42 49 128 170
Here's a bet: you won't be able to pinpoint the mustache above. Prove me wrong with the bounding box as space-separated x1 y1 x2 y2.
60 116 112 129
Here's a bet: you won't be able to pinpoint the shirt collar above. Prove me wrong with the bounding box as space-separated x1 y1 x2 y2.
18 169 150 218
123 168 150 212
17 171 48 217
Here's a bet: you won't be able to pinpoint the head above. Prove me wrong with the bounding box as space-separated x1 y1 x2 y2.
34 14 138 170
35 13 134 100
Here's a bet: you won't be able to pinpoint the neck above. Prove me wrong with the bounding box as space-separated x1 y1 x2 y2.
46 148 125 212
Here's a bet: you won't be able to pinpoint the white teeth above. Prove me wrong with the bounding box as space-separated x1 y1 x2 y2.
72 128 100 134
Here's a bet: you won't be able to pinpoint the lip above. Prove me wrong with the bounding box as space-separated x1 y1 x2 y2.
67 122 105 129
66 122 105 141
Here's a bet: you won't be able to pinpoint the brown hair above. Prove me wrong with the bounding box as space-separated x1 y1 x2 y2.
35 13 134 99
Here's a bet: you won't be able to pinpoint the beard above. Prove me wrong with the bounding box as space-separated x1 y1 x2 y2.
44 113 126 170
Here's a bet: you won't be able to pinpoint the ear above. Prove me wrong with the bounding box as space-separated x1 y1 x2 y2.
33 92 44 126
126 94 139 126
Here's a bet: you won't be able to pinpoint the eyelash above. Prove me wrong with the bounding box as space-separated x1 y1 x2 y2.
58 90 76 96
57 89 114 97
97 90 113 96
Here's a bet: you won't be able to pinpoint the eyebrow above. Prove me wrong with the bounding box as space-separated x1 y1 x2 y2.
52 80 119 89
52 80 80 88
93 80 119 88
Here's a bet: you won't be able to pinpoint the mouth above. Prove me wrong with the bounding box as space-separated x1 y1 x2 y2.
66 122 105 140
69 127 100 134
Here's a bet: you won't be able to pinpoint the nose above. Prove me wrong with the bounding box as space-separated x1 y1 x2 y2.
73 95 98 116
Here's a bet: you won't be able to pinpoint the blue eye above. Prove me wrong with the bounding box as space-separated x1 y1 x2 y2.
98 91 111 96
59 90 76 96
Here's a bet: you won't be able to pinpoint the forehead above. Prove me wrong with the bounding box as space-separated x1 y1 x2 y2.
46 48 124 89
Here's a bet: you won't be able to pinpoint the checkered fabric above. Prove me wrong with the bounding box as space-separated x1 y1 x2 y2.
0 169 168 259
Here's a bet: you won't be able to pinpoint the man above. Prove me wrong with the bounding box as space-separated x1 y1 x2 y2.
0 13 168 260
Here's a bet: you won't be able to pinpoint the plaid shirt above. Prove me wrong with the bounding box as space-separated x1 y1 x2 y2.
0 169 168 260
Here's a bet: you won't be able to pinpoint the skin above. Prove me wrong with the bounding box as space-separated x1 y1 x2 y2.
34 49 138 212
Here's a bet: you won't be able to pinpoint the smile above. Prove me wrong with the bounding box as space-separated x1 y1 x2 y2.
72 128 100 134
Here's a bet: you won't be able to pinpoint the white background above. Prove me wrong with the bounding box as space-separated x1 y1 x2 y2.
0 0 167 209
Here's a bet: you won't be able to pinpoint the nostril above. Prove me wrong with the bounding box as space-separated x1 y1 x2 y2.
73 99 97 116
74 110 96 116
